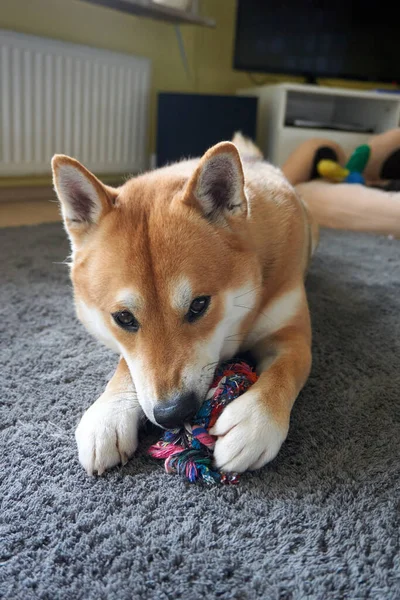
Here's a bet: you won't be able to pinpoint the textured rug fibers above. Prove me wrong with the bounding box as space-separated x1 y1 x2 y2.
1 223 399 599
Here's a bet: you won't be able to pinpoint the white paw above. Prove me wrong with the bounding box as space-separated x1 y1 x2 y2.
75 395 142 476
209 389 288 473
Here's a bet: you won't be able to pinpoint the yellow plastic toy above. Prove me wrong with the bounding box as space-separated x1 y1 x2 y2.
317 144 371 185
318 160 349 182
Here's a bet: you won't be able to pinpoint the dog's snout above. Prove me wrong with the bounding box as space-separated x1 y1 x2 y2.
153 393 198 429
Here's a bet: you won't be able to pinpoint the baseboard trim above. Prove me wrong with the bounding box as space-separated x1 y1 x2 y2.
0 186 57 203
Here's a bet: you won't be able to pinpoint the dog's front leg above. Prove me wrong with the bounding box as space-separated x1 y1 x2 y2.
211 306 312 473
75 358 143 475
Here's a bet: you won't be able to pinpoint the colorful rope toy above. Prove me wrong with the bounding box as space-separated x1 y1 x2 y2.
318 143 371 184
148 361 258 484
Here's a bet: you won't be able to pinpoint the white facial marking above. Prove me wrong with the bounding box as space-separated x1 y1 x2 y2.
246 285 303 348
220 283 257 359
77 300 120 353
170 277 192 312
200 282 257 366
122 353 156 423
76 296 156 422
179 282 257 403
116 288 143 312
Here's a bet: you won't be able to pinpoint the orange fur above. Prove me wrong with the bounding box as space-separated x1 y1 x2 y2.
52 139 317 475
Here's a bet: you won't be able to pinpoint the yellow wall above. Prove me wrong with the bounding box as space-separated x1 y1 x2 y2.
0 0 197 159
0 0 397 184
0 0 296 172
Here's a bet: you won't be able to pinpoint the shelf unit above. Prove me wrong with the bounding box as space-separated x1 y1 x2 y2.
237 83 400 166
81 0 216 27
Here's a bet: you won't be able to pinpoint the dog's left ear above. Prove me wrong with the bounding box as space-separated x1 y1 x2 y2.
183 142 248 223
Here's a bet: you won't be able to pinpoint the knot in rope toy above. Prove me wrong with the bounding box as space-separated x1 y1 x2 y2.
148 361 258 484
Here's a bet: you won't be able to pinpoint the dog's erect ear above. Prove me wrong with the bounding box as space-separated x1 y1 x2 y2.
51 154 117 249
183 142 248 223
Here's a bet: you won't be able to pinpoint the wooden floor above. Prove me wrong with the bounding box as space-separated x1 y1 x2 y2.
0 199 61 227
0 187 61 227
0 179 121 228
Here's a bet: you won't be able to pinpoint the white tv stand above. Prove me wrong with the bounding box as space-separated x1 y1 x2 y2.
237 83 400 166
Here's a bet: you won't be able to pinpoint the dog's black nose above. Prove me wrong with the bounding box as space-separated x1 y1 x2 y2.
153 393 198 429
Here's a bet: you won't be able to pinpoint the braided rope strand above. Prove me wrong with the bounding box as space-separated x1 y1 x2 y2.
148 361 258 484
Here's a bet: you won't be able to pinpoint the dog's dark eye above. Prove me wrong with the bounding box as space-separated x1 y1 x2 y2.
187 296 210 323
112 311 140 332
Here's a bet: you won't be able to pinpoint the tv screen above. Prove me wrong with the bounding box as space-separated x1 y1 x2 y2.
234 0 400 83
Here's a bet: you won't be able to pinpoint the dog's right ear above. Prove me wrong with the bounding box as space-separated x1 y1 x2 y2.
51 155 117 250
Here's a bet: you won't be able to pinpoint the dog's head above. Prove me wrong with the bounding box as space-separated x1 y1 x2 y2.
52 142 261 427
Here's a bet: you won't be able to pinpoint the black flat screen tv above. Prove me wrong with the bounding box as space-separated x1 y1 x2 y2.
234 0 400 84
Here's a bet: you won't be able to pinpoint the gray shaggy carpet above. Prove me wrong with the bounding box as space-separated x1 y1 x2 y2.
1 222 399 600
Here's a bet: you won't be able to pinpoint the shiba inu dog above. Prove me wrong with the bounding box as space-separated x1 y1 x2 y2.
51 133 318 476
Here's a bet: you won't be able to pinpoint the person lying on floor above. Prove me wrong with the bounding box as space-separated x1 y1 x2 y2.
281 129 400 238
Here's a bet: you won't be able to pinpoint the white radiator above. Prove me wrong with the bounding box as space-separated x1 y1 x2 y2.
0 30 151 177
